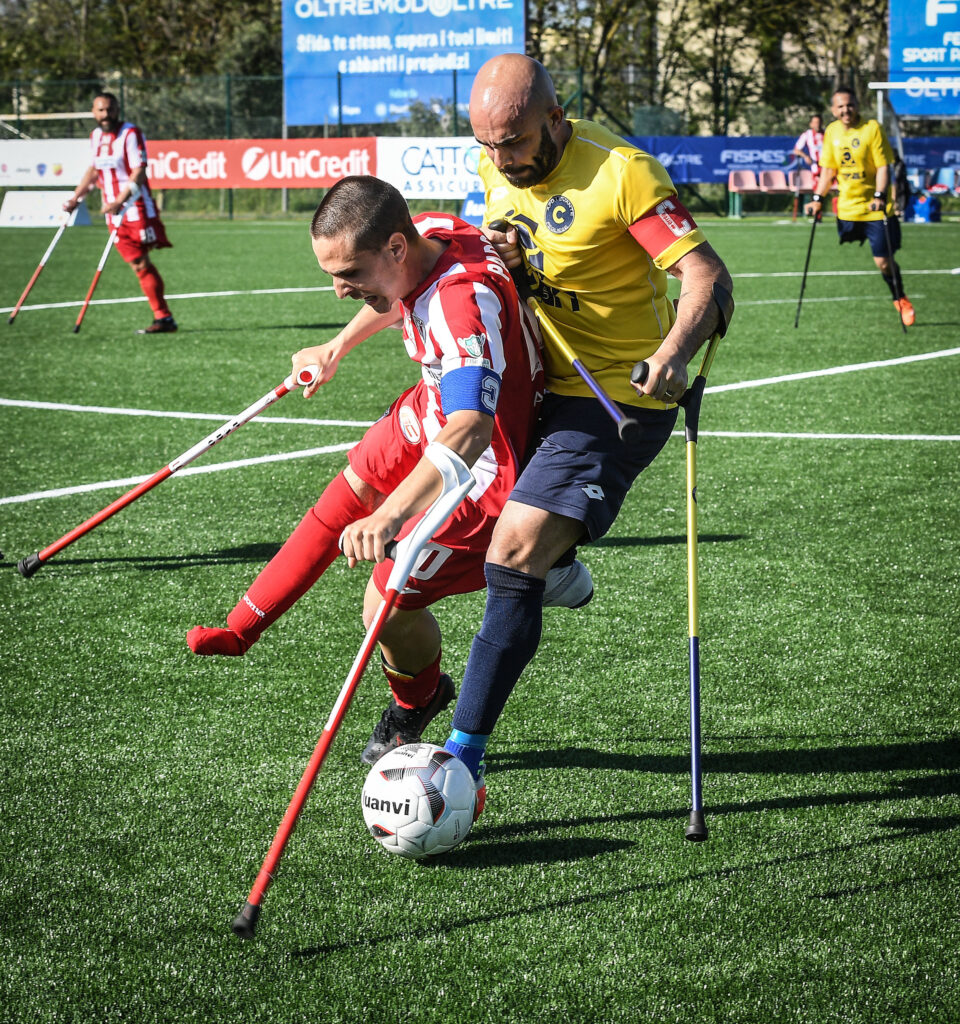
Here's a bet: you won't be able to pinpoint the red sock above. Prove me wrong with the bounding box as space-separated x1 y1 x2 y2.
382 650 442 709
136 264 171 319
187 472 373 656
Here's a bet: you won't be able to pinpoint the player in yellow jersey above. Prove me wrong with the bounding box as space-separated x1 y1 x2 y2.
806 88 915 326
439 54 732 810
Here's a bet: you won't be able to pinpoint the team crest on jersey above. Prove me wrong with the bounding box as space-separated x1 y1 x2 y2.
398 404 422 443
458 333 486 357
852 138 860 148
545 195 575 233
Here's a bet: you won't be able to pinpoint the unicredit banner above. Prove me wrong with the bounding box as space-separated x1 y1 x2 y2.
282 0 524 125
145 138 376 187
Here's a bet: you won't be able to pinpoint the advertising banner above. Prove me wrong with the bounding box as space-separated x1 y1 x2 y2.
282 0 524 125
5 134 957 197
0 191 91 227
629 135 960 184
375 136 482 197
0 139 90 187
888 0 960 117
144 138 376 188
630 136 797 184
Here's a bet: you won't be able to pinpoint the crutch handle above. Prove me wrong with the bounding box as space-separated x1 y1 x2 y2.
295 364 320 387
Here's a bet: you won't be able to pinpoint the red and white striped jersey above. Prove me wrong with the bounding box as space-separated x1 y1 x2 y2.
90 122 159 226
794 128 824 171
401 213 544 514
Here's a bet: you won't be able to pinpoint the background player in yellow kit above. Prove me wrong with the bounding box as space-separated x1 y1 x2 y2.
806 88 915 327
440 54 732 810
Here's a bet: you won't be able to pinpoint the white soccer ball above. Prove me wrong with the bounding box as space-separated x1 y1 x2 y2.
361 743 477 859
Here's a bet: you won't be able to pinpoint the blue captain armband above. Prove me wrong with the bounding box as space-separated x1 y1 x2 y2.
440 365 501 417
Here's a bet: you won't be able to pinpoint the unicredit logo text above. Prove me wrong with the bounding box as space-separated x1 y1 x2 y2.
241 145 372 181
148 150 227 181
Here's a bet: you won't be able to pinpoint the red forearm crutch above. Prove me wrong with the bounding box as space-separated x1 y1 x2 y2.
71 225 119 333
16 365 320 577
231 443 476 940
8 220 68 325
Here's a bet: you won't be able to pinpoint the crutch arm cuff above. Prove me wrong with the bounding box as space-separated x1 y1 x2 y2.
711 282 734 340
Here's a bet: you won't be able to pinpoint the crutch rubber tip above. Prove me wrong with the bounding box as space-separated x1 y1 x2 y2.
231 901 260 939
72 325 81 333
618 417 641 444
7 316 14 324
16 553 43 578
685 810 709 842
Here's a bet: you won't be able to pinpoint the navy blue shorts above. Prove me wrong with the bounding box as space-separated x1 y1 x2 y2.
836 216 900 258
510 393 678 542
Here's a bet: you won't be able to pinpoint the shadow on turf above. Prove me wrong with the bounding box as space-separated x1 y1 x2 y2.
594 533 746 548
288 817 959 960
9 542 283 573
487 738 960 776
811 814 960 899
196 322 345 332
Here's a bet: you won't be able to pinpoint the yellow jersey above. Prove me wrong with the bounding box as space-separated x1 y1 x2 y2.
480 119 706 408
820 117 894 221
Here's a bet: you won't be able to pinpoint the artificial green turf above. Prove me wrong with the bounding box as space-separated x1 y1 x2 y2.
1 218 958 1023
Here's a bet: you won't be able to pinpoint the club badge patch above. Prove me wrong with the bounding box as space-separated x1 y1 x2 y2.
398 405 422 443
545 195 575 233
458 333 486 357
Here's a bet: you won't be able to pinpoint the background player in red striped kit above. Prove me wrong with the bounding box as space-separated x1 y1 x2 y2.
187 176 559 764
63 91 177 334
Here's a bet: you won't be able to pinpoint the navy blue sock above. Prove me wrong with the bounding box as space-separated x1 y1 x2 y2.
451 562 545 738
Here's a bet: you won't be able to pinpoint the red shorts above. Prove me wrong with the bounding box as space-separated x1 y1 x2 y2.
114 214 172 263
349 383 495 610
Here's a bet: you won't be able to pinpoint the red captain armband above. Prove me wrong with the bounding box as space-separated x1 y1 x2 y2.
628 197 698 260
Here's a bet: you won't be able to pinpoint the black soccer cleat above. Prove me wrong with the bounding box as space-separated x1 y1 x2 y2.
137 315 178 335
361 674 456 766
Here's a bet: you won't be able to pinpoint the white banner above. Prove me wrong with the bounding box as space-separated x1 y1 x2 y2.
0 191 91 227
376 136 483 198
0 138 90 187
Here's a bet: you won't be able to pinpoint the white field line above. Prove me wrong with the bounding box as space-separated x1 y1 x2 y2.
696 430 960 441
705 346 960 394
0 443 357 506
0 284 335 314
0 396 374 429
3 346 960 506
737 294 925 306
735 269 952 278
1 267 956 313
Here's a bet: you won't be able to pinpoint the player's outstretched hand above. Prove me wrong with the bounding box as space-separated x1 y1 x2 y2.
482 221 523 270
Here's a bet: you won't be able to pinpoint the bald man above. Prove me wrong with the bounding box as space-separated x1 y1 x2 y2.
441 55 733 816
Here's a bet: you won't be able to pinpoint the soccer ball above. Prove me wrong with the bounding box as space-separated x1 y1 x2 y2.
361 743 477 859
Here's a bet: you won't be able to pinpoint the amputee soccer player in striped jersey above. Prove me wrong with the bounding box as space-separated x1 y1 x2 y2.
439 55 733 815
188 176 557 767
805 88 915 327
63 92 177 334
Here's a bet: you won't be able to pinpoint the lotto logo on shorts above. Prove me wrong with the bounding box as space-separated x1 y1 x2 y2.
582 484 605 501
545 195 575 233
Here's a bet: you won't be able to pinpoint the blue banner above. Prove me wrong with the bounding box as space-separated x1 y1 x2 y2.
625 136 960 184
888 0 960 117
283 0 524 126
